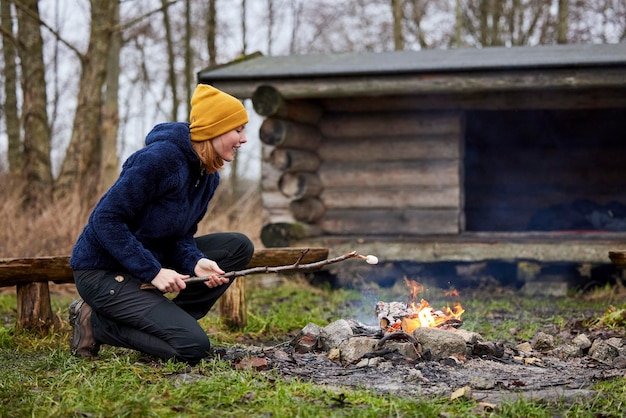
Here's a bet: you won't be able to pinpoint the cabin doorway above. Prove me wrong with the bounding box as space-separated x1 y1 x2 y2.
463 108 626 232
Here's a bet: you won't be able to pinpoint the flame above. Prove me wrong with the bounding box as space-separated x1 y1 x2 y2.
398 278 464 333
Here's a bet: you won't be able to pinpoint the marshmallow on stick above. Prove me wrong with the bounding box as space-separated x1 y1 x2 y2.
140 249 379 290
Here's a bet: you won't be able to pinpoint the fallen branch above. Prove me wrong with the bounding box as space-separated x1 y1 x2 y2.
140 250 378 290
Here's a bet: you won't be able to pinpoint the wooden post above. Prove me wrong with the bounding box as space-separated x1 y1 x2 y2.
219 277 247 330
16 282 60 330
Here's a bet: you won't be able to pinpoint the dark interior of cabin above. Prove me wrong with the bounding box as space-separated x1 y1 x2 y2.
464 108 626 232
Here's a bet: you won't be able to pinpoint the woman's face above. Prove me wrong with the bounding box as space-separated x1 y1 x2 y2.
210 125 247 162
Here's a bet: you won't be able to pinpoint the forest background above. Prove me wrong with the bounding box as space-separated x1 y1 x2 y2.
0 0 624 258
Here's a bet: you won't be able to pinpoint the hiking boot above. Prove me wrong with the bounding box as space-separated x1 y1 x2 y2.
69 299 100 359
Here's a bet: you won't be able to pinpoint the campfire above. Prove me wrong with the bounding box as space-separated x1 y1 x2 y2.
376 278 465 334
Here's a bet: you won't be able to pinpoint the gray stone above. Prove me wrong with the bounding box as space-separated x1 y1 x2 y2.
612 355 626 369
338 336 378 364
320 319 354 351
515 342 533 354
552 343 583 359
572 333 592 350
385 341 421 360
531 331 555 351
589 339 620 364
448 328 483 345
302 322 322 336
412 327 467 360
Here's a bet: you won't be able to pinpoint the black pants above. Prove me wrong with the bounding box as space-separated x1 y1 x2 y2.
73 232 254 364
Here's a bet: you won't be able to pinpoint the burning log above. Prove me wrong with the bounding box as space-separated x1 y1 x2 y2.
376 278 464 333
376 300 464 333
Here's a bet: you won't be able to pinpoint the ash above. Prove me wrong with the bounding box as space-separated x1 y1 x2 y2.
212 319 626 406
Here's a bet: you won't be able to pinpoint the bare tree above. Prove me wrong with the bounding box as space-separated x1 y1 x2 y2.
0 0 21 175
241 0 247 55
392 0 404 50
55 0 117 201
206 0 217 66
266 0 274 54
100 0 120 191
405 0 429 48
555 0 569 44
161 0 178 121
184 0 192 116
15 0 53 208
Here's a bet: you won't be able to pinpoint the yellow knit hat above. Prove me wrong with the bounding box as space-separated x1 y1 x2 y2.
189 84 248 142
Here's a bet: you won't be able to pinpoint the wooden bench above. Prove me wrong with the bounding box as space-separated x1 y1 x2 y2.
609 250 626 269
0 247 329 332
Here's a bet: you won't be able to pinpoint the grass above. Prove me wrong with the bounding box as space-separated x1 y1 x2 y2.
1 176 626 416
1 279 626 417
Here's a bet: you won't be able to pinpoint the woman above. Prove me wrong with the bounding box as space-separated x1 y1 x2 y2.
69 84 254 364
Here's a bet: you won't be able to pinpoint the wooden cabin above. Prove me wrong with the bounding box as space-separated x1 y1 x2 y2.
198 43 626 288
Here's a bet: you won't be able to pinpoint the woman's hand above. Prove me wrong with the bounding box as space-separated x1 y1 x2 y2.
194 258 228 288
150 268 189 293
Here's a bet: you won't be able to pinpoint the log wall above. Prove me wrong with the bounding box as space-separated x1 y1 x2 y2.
254 85 463 245
254 85 626 247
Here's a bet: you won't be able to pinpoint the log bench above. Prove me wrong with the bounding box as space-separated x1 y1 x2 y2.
609 250 626 269
0 247 329 332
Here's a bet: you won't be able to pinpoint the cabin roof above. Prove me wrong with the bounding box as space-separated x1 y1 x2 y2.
198 43 626 82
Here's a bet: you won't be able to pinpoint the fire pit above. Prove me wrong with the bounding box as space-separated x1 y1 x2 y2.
376 278 464 333
213 277 626 407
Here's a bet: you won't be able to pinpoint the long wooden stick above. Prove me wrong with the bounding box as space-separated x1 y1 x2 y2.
140 250 378 290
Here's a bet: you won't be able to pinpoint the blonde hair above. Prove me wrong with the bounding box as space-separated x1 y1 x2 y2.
191 139 224 174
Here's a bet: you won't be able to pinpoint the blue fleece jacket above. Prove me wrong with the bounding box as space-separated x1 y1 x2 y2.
70 122 220 283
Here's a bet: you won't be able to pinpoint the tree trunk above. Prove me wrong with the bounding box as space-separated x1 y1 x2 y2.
16 0 53 208
184 0 192 116
55 0 117 202
1 0 22 175
241 0 247 55
266 0 274 54
161 0 178 121
100 0 121 192
206 0 217 66
392 0 404 50
557 0 568 44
